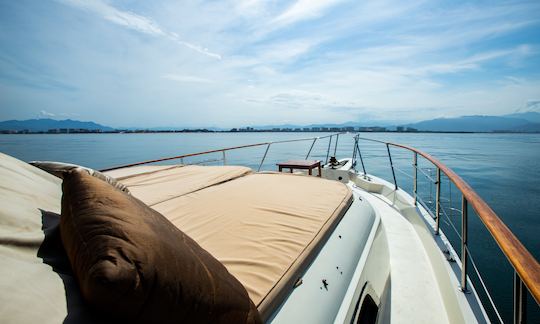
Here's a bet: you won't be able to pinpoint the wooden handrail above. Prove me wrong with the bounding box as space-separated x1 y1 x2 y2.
387 142 540 304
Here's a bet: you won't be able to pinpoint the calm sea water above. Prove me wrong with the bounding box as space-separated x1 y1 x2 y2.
1 132 539 322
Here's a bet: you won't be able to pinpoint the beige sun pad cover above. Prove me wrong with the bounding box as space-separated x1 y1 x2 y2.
132 171 353 319
0 153 71 323
105 164 252 206
0 156 251 324
1 156 351 322
103 164 179 180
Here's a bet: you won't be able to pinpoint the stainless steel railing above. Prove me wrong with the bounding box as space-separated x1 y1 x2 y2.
351 134 539 324
101 133 346 172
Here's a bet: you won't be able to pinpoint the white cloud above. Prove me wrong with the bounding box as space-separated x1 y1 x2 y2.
58 0 221 59
40 110 55 117
235 0 268 17
409 46 533 76
272 0 346 27
258 39 320 63
161 74 213 83
522 100 540 112
59 0 164 35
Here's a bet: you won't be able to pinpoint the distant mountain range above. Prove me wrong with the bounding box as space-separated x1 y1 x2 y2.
0 118 114 132
503 111 540 123
403 112 540 132
1 112 540 133
253 112 540 132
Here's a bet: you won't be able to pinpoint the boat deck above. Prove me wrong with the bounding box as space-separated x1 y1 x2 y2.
359 189 449 323
344 166 488 324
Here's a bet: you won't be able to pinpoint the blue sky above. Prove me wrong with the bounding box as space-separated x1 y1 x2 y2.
1 0 539 128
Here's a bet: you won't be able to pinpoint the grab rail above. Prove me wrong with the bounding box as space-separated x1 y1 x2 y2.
100 133 344 172
353 135 539 323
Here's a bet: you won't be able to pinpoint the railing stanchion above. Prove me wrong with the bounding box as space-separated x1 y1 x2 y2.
222 151 226 165
333 133 339 157
258 143 271 172
413 152 418 206
461 196 469 292
326 135 333 164
435 167 441 235
514 272 527 324
306 138 317 160
351 136 357 169
356 139 367 176
386 143 398 190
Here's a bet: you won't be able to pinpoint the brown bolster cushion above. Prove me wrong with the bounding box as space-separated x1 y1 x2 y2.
60 169 261 324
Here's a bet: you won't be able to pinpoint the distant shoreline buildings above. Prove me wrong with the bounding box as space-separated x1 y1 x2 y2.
1 126 535 134
229 126 419 133
3 113 539 134
0 126 420 134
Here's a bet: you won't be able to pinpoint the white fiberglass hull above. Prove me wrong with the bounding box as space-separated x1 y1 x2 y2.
270 160 490 324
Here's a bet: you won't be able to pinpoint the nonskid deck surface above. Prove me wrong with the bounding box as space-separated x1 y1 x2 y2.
355 187 450 324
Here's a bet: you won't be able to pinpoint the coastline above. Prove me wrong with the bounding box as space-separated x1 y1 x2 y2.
2 129 539 135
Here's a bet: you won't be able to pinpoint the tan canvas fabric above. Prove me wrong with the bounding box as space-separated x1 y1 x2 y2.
0 153 61 245
0 153 93 324
150 172 353 319
1 154 351 322
103 165 179 180
0 156 259 324
110 164 252 206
